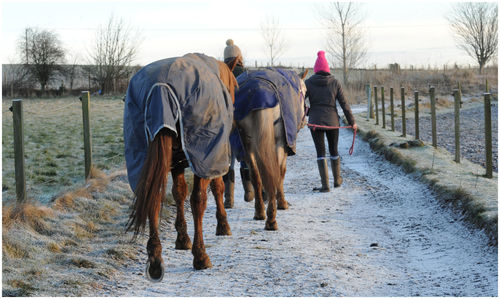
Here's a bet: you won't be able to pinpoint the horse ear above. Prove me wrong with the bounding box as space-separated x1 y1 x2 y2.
300 69 309 80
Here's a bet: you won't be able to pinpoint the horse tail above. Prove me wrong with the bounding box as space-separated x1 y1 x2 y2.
244 108 280 195
127 129 173 237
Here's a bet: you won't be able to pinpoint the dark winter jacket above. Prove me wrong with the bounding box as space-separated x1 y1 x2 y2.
305 72 355 128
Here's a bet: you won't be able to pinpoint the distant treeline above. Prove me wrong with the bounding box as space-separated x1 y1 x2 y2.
2 64 141 98
2 63 497 99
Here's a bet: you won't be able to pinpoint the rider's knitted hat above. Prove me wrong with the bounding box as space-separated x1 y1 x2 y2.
224 39 242 60
313 50 330 73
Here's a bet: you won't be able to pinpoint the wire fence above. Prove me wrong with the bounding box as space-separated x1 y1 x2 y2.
2 94 125 204
365 84 497 177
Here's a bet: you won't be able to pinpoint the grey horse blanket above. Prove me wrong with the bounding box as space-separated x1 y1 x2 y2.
123 53 233 192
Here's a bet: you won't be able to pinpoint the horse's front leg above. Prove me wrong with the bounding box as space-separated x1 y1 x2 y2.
146 196 164 281
172 167 192 250
210 177 232 236
190 176 212 270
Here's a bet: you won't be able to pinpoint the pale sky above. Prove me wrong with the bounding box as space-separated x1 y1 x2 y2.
0 0 491 69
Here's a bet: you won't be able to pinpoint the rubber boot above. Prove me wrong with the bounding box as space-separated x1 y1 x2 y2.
313 158 330 192
331 156 343 188
240 167 255 202
223 169 235 208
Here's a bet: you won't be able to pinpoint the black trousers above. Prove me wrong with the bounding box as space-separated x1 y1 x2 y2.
310 128 339 158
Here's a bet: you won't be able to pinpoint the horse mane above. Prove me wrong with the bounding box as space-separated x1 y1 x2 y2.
299 69 309 79
127 129 173 237
217 61 238 104
226 55 242 72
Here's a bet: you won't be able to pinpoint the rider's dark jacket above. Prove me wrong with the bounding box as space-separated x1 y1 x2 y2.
305 71 355 129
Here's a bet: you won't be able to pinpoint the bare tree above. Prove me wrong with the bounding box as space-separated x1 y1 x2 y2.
88 15 141 94
17 27 65 94
319 2 367 85
260 16 287 66
447 2 498 74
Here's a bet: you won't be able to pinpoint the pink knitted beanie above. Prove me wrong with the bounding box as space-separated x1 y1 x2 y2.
313 50 330 73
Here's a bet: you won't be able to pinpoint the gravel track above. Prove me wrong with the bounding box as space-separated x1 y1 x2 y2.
98 127 497 297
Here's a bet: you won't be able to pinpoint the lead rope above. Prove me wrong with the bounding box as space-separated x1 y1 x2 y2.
307 123 357 155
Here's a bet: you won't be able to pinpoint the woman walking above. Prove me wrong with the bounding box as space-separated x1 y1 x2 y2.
305 50 357 192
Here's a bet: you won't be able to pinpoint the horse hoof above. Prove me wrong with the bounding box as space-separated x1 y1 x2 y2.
244 192 255 202
145 260 165 282
224 199 234 209
265 221 278 231
253 213 266 221
278 201 289 210
193 255 212 270
175 238 192 250
216 222 232 236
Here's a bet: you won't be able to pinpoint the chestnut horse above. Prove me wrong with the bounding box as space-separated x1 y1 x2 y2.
234 68 307 230
124 53 238 282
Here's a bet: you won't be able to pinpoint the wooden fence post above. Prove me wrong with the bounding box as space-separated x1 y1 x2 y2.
414 91 419 140
401 87 406 137
81 91 92 179
430 86 437 148
458 82 462 108
366 84 372 120
453 89 461 163
381 87 386 129
374 86 379 125
390 87 394 131
12 99 27 202
484 93 493 178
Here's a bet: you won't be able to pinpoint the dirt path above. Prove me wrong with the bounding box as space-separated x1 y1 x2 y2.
96 128 497 296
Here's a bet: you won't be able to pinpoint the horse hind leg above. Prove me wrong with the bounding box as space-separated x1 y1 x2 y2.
247 155 266 220
172 167 192 250
276 153 289 210
274 116 289 210
146 203 165 281
276 161 288 210
210 177 232 236
131 129 173 282
190 176 212 270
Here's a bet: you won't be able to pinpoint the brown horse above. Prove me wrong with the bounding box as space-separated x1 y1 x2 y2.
124 54 238 282
235 68 307 231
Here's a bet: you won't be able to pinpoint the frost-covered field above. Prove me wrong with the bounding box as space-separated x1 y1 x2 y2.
2 96 124 203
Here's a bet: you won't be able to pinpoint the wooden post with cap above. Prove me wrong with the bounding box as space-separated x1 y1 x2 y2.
484 93 493 178
401 87 406 137
430 86 437 148
81 91 92 179
12 99 27 202
374 86 379 125
414 91 419 140
453 89 461 163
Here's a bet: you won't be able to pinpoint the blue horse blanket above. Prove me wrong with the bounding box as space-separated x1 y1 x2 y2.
124 53 233 192
231 68 304 160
